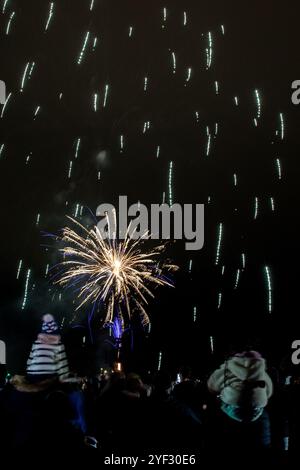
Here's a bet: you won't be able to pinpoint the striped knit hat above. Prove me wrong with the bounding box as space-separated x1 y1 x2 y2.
41 314 59 334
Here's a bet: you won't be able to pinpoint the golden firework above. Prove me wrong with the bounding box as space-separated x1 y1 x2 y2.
54 217 177 325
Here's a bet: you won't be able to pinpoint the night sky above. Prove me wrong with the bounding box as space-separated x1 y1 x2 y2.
0 0 299 376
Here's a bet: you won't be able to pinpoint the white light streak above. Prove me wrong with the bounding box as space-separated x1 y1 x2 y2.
74 138 81 159
265 266 272 313
254 197 258 220
215 223 223 265
21 269 31 310
16 259 23 279
77 31 90 65
6 11 15 35
45 2 54 31
234 269 240 289
68 160 73 179
20 62 30 92
103 84 109 107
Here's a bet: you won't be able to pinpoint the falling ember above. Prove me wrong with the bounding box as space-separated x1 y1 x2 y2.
29 61 35 78
217 292 222 309
186 67 192 82
33 105 40 119
77 31 90 65
144 76 148 91
254 197 259 220
20 62 30 92
93 93 98 112
241 253 246 270
163 7 167 25
206 32 213 69
234 269 240 289
74 138 81 159
2 0 9 14
6 11 15 35
193 306 197 322
52 217 177 325
158 351 162 370
0 144 5 158
183 11 187 26
68 160 73 179
279 113 284 140
264 266 272 313
22 268 31 310
74 203 80 218
275 158 282 180
45 264 49 277
171 51 176 74
255 89 261 118
215 223 223 265
16 259 23 280
103 84 109 107
45 2 54 31
206 132 211 157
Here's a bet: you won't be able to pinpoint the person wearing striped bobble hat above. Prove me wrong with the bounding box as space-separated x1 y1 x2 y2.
26 314 69 382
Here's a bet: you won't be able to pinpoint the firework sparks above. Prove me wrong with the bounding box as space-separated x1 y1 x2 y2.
183 11 187 26
53 217 177 325
215 222 223 265
158 351 162 370
103 84 109 107
20 62 30 92
264 266 272 313
22 268 31 310
45 2 54 31
77 31 90 65
5 10 15 35
2 0 9 14
0 144 5 158
193 306 197 322
275 158 282 180
171 51 176 74
16 259 23 279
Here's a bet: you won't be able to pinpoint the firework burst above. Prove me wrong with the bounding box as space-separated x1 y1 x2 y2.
53 217 177 325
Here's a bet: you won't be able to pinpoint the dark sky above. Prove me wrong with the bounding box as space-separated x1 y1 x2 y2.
0 0 299 374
